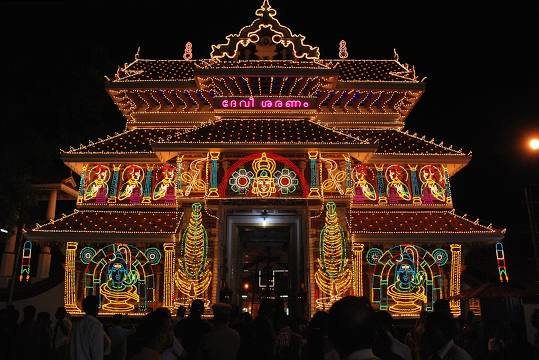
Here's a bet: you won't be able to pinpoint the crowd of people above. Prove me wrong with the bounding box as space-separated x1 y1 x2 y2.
0 296 537 360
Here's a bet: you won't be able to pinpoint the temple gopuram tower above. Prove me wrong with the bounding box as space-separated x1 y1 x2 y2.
27 0 507 318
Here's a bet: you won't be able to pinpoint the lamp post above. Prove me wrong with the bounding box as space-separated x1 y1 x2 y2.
525 136 539 281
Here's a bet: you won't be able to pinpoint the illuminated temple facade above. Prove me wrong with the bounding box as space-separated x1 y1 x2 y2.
28 1 506 318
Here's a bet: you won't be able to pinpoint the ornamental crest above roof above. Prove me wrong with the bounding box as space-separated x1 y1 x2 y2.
210 0 320 61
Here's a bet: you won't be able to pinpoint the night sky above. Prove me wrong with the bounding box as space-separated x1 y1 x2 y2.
1 2 538 281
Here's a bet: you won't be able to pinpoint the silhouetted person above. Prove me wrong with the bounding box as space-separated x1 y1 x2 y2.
71 295 110 360
254 299 275 360
16 305 38 360
233 312 256 360
106 314 135 360
131 308 174 360
36 311 53 360
328 296 380 360
165 307 186 360
433 299 451 315
373 311 411 360
458 310 485 359
420 311 471 360
176 306 186 321
202 303 240 360
2 305 19 360
176 299 211 360
405 310 428 360
296 283 308 322
273 313 302 360
301 311 338 360
531 310 539 359
52 307 72 360
504 321 534 360
486 322 507 360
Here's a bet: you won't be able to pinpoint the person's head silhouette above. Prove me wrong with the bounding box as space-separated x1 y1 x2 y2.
328 296 376 358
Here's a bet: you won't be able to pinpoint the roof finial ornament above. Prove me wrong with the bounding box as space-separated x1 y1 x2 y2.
339 40 348 59
135 46 141 60
183 42 193 61
393 48 399 62
256 0 277 18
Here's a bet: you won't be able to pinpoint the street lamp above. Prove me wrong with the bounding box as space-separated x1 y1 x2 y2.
524 135 539 281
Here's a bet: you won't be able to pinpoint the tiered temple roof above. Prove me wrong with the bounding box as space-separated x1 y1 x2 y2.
29 209 183 241
347 210 504 242
62 124 467 158
110 59 420 83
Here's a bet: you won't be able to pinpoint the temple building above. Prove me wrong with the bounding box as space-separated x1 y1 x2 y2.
26 0 507 318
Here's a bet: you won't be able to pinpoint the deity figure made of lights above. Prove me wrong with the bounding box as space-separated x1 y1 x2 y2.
352 164 377 203
315 202 352 310
419 165 445 203
174 203 212 306
389 246 426 313
84 165 110 202
99 244 139 312
152 164 176 202
371 244 444 316
386 165 411 202
82 244 157 314
118 165 144 202
251 152 277 197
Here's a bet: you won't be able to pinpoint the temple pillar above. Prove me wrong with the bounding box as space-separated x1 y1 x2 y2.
163 243 175 310
35 245 51 280
449 244 462 316
0 227 17 287
35 189 58 281
351 241 364 296
65 242 80 313
46 190 58 220
77 165 87 205
142 165 154 204
307 209 317 317
308 151 320 197
375 164 387 204
344 154 353 195
210 225 219 306
409 165 422 204
442 165 453 205
207 152 220 198
108 165 121 203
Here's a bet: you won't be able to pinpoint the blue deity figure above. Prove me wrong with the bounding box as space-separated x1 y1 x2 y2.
394 253 425 292
386 246 427 314
107 252 136 291
100 245 139 312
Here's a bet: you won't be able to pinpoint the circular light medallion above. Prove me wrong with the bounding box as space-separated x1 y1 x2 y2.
432 248 448 266
145 247 162 265
366 248 383 266
274 168 298 195
80 247 97 264
229 168 254 194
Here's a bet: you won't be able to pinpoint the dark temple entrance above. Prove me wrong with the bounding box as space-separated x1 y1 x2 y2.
223 209 307 319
